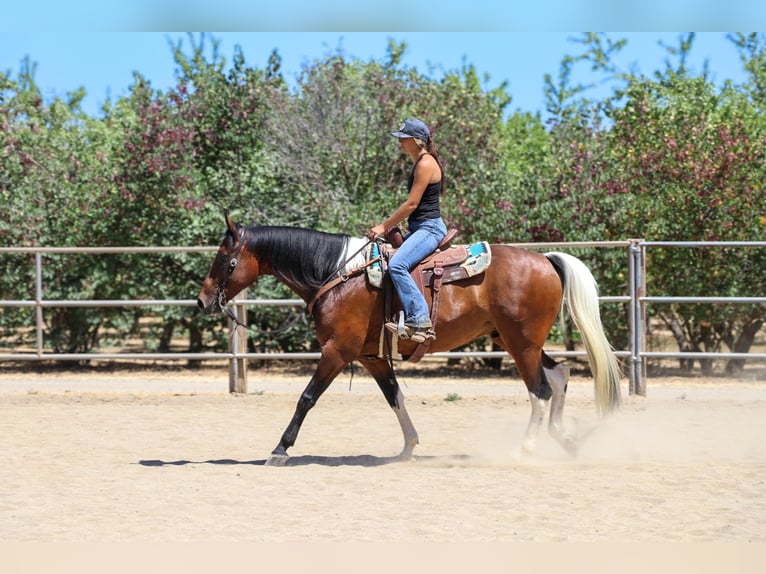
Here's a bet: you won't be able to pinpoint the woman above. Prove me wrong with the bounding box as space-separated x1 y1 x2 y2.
368 118 447 343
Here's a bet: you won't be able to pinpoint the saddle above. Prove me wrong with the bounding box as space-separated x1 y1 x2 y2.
385 226 457 250
369 228 492 362
305 228 491 363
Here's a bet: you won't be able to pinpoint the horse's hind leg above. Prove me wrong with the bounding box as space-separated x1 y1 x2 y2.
491 336 551 454
520 360 574 455
543 353 576 455
522 392 546 454
360 358 419 460
493 336 574 455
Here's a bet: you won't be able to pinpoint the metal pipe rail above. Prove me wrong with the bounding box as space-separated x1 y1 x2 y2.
1 241 764 395
636 241 766 384
1 299 304 308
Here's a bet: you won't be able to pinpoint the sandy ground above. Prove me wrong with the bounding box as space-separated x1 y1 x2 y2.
1 366 765 545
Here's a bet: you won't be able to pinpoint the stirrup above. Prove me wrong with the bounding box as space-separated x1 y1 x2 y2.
384 321 401 335
384 321 412 340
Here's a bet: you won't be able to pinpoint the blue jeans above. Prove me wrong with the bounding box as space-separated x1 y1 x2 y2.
388 217 447 326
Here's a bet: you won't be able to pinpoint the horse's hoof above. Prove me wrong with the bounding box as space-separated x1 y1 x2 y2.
562 437 579 457
265 453 289 467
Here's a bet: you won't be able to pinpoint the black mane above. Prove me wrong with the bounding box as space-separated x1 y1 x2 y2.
243 226 350 291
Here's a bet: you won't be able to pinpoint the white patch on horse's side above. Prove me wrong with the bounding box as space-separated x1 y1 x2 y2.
339 237 369 273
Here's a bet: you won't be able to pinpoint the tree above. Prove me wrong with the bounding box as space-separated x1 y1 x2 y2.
0 58 131 355
515 32 765 372
1 33 762 374
601 34 766 373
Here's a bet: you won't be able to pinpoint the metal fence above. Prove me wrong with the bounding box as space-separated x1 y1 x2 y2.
1 241 764 395
638 241 766 381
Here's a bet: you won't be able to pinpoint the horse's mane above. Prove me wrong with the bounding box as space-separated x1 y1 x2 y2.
243 226 350 291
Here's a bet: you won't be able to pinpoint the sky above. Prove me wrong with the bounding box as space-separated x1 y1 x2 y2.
0 32 754 120
1 0 764 32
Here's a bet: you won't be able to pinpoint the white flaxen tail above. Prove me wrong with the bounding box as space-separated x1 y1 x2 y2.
546 252 622 416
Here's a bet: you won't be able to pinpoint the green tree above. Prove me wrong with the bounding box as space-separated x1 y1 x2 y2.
601 34 765 373
0 57 132 355
1 33 763 374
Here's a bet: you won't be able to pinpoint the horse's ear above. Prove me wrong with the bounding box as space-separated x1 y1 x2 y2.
224 210 237 235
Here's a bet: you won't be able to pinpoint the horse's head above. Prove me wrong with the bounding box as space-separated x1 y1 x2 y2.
197 211 259 314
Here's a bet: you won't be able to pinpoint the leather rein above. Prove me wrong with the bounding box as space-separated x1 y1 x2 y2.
307 238 379 314
220 231 379 328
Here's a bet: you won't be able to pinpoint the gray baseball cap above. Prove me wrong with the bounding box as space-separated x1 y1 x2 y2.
391 118 430 140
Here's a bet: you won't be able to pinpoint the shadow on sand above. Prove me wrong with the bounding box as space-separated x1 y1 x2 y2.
138 453 471 468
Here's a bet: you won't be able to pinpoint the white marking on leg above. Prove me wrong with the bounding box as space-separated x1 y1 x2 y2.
545 363 577 454
392 387 419 459
522 392 546 454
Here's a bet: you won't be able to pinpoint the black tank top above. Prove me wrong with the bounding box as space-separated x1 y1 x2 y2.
407 154 442 224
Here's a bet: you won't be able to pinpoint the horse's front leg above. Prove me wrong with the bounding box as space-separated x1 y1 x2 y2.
266 344 347 466
359 358 419 460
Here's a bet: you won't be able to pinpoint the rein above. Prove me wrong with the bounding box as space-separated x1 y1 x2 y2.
322 237 374 288
307 238 378 314
223 233 378 329
220 226 307 335
224 304 306 336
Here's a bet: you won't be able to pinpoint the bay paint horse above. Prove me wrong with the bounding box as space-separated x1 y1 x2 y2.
197 212 622 466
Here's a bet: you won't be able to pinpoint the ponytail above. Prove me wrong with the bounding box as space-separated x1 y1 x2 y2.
424 137 446 195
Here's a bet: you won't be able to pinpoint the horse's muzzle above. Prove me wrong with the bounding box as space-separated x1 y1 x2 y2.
197 295 221 314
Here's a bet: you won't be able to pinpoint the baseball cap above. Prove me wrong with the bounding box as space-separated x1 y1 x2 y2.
391 118 430 140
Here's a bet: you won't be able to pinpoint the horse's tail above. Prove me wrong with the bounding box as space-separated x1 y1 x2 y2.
545 252 622 416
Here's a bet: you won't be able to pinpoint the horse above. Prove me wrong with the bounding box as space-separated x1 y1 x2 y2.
197 212 622 466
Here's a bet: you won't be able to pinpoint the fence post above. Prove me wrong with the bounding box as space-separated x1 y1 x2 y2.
628 239 646 396
228 289 248 394
35 252 44 357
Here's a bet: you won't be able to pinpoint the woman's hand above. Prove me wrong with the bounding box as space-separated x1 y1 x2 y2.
368 223 387 240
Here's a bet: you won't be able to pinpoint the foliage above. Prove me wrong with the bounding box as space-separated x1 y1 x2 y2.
607 74 765 372
1 33 764 375
531 32 766 372
1 58 129 354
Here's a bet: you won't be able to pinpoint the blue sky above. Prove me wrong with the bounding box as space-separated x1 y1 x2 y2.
0 32 753 120
2 1 764 32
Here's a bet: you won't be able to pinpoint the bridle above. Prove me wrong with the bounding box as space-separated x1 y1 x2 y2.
216 226 248 322
217 230 304 332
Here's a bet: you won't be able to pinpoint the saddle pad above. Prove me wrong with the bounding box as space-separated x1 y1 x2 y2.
462 241 492 277
365 241 491 288
367 241 385 287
